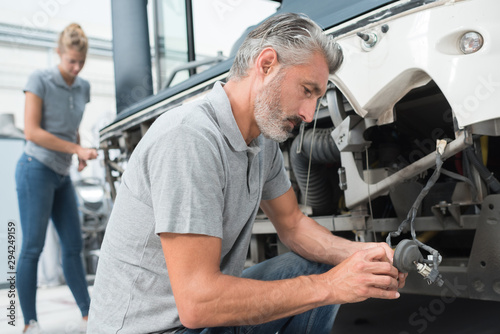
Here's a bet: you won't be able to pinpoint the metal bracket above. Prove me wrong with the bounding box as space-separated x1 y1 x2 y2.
467 195 500 301
331 115 371 152
431 182 478 228
431 202 463 228
341 131 470 208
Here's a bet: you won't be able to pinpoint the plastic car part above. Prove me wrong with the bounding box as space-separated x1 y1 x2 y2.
393 239 423 273
393 239 444 287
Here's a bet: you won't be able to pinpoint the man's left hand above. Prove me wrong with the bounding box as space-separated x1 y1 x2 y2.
358 241 408 290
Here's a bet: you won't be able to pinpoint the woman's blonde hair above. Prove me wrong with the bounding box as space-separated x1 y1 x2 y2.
58 23 88 54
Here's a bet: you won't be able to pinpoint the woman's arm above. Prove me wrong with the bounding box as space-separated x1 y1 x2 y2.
24 91 97 161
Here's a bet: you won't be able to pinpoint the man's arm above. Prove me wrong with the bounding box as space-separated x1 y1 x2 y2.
160 230 400 329
260 188 360 265
260 187 407 282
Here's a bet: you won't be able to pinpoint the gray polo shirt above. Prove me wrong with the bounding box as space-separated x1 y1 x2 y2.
88 82 291 333
24 66 90 175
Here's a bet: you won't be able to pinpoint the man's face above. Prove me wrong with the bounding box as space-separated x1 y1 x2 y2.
254 52 329 143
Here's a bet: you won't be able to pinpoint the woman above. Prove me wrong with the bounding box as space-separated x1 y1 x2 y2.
16 23 98 334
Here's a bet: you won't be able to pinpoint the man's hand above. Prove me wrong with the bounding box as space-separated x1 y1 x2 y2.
321 246 402 304
356 241 408 290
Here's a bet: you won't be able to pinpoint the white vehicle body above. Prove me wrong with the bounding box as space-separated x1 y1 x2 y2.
331 0 499 129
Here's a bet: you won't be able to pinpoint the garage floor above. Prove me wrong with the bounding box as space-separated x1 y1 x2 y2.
1 285 499 333
0 284 90 334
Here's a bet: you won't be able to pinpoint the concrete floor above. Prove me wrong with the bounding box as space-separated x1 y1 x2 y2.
1 284 499 333
0 285 91 334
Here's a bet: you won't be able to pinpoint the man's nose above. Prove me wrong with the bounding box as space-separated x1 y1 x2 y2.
298 100 317 123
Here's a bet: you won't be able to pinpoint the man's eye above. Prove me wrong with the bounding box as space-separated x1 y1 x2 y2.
304 87 312 97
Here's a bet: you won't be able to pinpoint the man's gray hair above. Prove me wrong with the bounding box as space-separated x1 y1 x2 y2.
228 12 343 80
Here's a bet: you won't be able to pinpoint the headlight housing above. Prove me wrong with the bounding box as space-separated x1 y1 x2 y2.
459 31 484 54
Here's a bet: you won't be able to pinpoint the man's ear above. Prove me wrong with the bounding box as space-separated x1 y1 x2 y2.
255 48 279 77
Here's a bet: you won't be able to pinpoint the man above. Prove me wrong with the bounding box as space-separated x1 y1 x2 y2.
88 13 406 334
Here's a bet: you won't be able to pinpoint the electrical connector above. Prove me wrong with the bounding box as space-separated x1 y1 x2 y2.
415 262 444 287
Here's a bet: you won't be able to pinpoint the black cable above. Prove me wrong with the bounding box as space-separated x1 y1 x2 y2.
464 147 500 194
438 167 477 202
386 152 443 248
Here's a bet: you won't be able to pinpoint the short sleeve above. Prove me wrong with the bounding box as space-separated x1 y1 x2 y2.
24 70 46 99
147 125 226 238
261 144 291 201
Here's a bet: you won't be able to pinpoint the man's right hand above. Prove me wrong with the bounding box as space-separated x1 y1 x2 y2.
321 246 401 304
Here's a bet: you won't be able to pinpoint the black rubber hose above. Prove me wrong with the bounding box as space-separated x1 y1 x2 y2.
290 127 340 215
464 147 500 194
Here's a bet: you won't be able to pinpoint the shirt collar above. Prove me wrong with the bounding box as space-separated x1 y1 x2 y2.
51 66 82 89
207 81 261 153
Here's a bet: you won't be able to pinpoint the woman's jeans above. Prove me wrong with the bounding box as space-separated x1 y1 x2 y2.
15 153 90 325
178 252 340 334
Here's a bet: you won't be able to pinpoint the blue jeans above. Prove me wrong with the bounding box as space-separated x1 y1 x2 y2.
15 154 90 325
178 252 340 334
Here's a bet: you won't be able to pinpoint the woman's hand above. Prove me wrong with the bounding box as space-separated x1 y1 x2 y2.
76 146 98 161
76 147 97 172
78 158 87 172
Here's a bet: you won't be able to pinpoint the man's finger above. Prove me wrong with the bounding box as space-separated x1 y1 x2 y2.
363 261 399 279
364 246 391 263
379 243 395 263
371 275 399 291
366 286 401 300
398 272 408 289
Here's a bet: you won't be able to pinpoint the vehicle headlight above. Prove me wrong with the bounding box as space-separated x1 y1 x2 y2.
459 31 484 54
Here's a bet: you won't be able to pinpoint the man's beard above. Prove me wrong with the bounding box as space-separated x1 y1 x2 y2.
254 71 302 143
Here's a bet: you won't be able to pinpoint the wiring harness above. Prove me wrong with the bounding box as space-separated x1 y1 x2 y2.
386 140 448 287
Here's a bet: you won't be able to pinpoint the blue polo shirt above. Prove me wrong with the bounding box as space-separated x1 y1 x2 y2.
24 66 90 175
